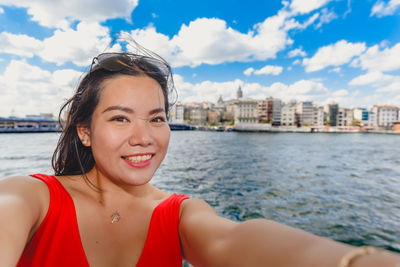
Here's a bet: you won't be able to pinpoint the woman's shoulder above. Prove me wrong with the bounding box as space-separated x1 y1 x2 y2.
0 174 51 194
179 198 220 223
0 174 50 215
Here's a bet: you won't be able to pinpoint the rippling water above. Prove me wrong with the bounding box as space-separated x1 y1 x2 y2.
1 132 399 252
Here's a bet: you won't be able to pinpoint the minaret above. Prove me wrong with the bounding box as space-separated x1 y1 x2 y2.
236 86 243 99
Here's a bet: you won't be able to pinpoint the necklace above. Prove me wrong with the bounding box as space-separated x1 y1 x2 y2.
111 212 121 223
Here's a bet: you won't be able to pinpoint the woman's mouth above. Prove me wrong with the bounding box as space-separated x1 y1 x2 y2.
122 154 153 168
122 154 152 163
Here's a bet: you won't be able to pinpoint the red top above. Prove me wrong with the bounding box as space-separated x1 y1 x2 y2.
17 174 189 267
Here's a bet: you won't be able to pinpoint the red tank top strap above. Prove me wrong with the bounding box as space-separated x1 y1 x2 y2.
136 193 189 267
17 174 89 267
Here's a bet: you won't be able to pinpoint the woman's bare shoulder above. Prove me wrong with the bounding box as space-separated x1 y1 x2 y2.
0 175 49 194
0 175 50 213
180 198 216 215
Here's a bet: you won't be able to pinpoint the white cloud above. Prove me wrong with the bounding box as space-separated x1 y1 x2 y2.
126 12 313 67
289 0 332 14
244 65 283 76
288 48 306 58
0 7 4 14
38 22 115 66
322 90 364 108
371 0 400 17
315 8 338 28
330 67 341 73
255 65 283 76
244 67 255 76
343 0 352 17
349 71 400 92
0 22 117 66
349 71 394 86
303 40 366 72
293 59 301 65
173 74 244 103
351 43 400 72
174 75 330 104
0 32 42 57
376 81 400 92
332 89 349 97
0 0 138 28
0 60 81 117
0 3 324 68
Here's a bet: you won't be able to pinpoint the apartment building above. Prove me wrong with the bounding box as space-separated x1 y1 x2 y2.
296 101 313 126
257 97 281 125
168 103 184 124
324 103 339 126
337 107 353 126
313 105 324 126
372 105 399 127
281 103 296 126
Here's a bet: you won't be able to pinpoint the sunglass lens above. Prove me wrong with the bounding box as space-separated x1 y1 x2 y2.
97 53 131 71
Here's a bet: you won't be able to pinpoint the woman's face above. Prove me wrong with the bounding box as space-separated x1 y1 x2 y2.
83 74 170 186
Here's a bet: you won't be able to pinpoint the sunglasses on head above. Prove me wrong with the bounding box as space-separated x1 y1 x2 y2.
90 52 171 77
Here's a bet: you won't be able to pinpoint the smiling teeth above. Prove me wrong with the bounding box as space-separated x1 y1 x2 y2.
125 155 152 163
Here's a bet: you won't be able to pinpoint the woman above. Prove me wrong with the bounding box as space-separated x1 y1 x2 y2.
0 47 399 267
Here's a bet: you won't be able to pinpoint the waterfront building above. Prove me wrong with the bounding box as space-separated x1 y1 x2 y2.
224 86 257 125
281 103 296 126
296 101 313 126
234 98 258 124
236 86 243 99
313 105 324 126
324 103 339 126
189 106 207 125
257 99 269 123
225 98 258 125
337 107 353 126
368 110 378 127
168 103 185 124
224 99 237 123
372 105 399 127
271 98 282 126
353 108 369 126
257 97 281 125
207 110 221 124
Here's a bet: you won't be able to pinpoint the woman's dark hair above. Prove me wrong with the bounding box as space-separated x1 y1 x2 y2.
52 50 175 178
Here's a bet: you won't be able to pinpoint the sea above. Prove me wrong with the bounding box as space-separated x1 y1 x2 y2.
1 131 399 252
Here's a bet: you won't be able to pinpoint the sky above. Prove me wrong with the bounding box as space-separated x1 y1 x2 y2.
0 0 399 117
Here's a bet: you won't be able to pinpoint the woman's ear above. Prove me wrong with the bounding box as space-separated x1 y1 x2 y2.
77 124 91 147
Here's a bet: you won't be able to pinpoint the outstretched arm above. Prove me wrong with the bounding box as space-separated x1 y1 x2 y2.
0 176 48 266
179 198 400 267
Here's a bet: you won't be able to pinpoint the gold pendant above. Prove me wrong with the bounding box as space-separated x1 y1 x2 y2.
111 212 121 223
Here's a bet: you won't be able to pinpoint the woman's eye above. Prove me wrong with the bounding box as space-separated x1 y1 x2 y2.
151 116 166 123
111 116 129 123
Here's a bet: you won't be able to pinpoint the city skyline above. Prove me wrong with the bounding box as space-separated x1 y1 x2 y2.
0 0 399 117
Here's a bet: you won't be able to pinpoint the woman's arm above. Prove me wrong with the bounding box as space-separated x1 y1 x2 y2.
0 176 48 266
179 198 400 267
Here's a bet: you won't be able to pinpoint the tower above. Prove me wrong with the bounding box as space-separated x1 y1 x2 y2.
236 86 243 99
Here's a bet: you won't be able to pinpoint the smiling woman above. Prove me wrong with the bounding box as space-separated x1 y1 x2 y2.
0 42 399 267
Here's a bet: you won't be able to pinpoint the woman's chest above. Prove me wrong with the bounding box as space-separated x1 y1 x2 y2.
74 200 156 266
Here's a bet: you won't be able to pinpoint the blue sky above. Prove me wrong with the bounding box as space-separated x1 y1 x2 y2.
0 0 399 117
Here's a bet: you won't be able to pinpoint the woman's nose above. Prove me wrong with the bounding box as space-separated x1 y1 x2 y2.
128 120 152 146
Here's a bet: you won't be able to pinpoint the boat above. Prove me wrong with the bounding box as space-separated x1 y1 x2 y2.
168 123 195 131
0 117 61 133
